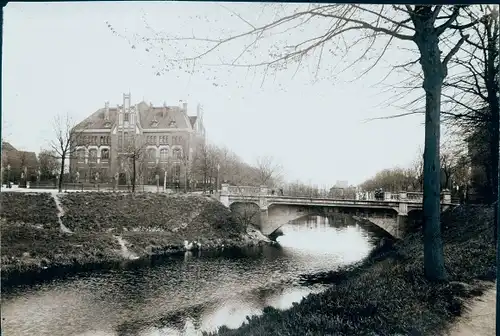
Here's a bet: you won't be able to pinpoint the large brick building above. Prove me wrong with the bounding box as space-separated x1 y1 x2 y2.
70 93 206 186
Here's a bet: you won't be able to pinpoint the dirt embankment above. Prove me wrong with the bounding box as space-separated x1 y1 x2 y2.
1 192 269 284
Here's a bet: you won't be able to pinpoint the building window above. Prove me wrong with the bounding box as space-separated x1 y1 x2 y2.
159 136 169 145
123 132 131 147
148 148 156 161
124 113 129 122
160 149 168 162
100 136 110 145
173 148 182 159
172 136 183 145
147 136 157 145
89 149 98 162
101 148 110 160
174 163 181 177
77 149 86 161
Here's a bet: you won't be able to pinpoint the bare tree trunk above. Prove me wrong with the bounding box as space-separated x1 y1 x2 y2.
418 34 447 281
487 40 499 240
203 170 207 193
58 155 65 192
132 156 136 193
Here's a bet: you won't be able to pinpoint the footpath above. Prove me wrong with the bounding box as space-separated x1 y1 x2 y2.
448 283 496 336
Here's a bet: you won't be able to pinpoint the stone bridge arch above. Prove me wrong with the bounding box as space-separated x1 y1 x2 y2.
262 203 326 234
229 201 262 228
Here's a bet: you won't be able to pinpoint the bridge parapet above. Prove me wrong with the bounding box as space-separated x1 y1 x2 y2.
222 184 453 211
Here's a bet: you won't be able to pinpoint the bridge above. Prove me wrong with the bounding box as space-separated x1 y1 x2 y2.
219 184 455 238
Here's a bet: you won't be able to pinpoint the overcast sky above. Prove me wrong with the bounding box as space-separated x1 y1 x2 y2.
2 2 433 186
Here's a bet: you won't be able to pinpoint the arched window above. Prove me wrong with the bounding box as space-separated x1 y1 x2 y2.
160 149 169 162
148 148 156 161
77 149 86 161
101 148 110 160
88 149 98 162
173 148 182 159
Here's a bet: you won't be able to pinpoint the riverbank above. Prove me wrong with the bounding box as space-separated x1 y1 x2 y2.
206 205 496 336
1 192 271 286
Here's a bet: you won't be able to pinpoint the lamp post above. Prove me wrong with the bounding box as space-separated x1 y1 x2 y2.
164 169 167 191
217 163 220 192
7 164 11 188
37 169 41 188
184 158 189 193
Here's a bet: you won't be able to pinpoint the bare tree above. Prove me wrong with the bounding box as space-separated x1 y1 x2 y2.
439 143 462 191
192 142 215 193
121 136 147 193
50 114 88 192
255 155 283 187
38 149 60 180
360 167 420 193
442 6 499 204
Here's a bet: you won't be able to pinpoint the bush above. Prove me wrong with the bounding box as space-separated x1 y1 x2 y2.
0 192 58 226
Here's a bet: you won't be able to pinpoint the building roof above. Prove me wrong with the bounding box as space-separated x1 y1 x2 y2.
2 147 38 169
137 101 191 129
75 101 196 131
2 141 17 151
189 116 197 127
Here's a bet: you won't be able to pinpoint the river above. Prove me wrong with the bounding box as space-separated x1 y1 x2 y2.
1 214 382 336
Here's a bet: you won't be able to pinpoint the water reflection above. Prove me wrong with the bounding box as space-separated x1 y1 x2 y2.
2 214 380 336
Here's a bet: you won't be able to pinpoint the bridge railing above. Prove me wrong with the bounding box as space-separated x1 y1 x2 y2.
407 192 423 201
227 185 261 196
224 185 452 203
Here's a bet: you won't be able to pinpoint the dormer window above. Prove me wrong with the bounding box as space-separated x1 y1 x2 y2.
151 120 159 128
104 121 111 128
169 120 177 128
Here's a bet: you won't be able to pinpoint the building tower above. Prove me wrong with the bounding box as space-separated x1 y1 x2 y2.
117 93 135 181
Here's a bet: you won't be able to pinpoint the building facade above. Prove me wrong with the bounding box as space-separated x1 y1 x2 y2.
1 141 39 184
70 93 206 186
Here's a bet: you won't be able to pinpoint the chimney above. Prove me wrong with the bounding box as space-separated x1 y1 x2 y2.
104 101 110 120
123 93 131 110
117 104 123 125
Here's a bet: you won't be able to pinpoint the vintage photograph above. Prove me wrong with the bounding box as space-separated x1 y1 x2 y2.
1 2 499 336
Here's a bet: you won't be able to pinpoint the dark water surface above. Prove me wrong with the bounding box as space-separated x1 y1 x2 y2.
1 215 381 336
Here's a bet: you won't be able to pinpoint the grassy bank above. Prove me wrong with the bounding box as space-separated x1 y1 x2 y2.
1 192 265 285
205 205 496 336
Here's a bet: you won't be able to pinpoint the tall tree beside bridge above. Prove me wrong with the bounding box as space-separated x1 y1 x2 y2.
108 4 494 281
